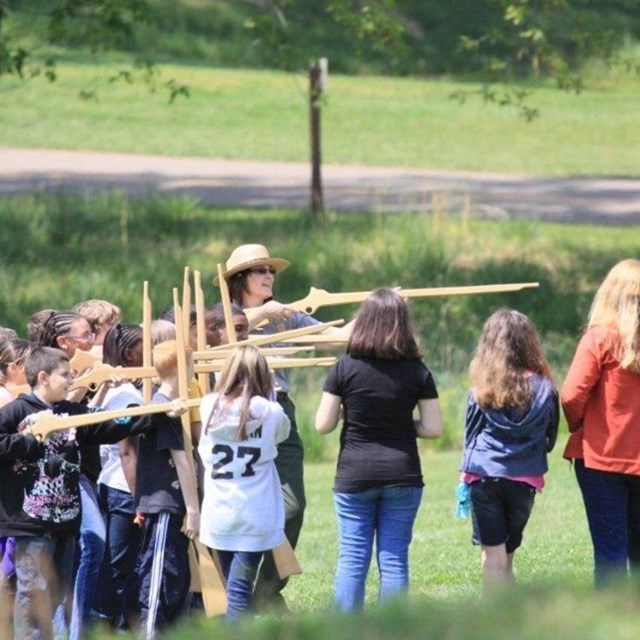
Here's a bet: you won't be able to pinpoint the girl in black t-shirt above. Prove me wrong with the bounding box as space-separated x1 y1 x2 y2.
315 288 442 612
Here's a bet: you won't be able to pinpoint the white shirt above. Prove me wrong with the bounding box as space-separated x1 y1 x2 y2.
97 384 143 493
198 394 290 552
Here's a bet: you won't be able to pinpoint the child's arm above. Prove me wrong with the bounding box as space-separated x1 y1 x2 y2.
315 392 341 434
119 436 138 494
170 449 200 540
81 412 150 446
0 430 41 461
0 407 43 461
414 398 443 439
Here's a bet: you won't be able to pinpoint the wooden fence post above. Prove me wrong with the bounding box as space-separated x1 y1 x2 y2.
309 58 328 215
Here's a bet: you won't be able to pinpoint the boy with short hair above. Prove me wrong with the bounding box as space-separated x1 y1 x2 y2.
204 303 249 347
0 347 146 640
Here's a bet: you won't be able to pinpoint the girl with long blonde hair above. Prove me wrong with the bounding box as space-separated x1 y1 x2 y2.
562 258 640 585
460 308 558 594
198 345 290 621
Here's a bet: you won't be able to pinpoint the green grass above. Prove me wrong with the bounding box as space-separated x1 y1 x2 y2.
1 193 640 457
1 63 639 175
290 445 592 611
90 448 612 639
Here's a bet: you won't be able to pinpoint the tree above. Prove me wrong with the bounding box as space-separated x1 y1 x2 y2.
0 0 189 101
247 1 639 118
2 1 638 111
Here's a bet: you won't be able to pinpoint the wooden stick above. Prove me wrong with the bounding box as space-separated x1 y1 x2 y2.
69 350 100 373
286 335 349 345
173 288 227 615
203 319 344 354
289 282 540 314
273 540 302 579
142 281 153 403
216 263 237 344
182 266 192 343
68 364 157 392
29 398 201 441
193 346 314 361
194 270 211 395
194 356 335 374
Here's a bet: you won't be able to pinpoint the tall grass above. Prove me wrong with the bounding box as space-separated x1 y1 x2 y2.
1 193 639 455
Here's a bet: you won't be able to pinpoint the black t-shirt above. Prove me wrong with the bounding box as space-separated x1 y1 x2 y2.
323 355 439 493
134 392 186 516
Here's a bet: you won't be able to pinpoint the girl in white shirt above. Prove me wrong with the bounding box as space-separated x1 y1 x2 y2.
198 345 290 621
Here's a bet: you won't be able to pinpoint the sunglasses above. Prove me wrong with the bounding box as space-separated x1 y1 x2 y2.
250 266 277 276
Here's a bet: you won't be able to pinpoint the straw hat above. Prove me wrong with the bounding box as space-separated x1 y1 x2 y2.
214 244 289 284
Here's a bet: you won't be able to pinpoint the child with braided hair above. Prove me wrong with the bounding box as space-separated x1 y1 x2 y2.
93 324 145 632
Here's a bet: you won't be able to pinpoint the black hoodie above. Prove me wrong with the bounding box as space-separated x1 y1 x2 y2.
0 393 145 538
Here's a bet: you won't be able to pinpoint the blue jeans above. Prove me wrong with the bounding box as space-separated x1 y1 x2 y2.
333 485 423 611
70 475 106 640
575 459 640 586
95 484 141 629
216 550 263 622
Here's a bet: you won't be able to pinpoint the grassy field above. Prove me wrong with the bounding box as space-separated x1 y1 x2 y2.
1 193 639 457
1 63 639 176
289 447 593 611
91 448 621 639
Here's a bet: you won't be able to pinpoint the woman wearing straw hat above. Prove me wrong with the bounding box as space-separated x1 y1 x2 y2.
216 243 349 612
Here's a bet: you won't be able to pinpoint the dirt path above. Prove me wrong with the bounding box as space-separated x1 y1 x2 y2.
2 147 640 224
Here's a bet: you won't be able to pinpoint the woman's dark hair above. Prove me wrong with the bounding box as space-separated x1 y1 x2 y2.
347 288 421 360
103 324 143 367
38 311 84 347
228 271 250 306
228 271 273 306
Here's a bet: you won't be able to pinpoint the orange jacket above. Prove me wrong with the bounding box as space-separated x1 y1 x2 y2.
562 325 640 475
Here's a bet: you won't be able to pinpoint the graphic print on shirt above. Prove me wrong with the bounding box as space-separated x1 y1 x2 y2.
14 413 81 523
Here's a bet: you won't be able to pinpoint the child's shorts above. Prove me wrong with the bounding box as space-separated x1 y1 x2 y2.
469 477 535 553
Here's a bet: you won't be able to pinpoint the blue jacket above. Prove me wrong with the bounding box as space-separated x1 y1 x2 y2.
460 375 559 478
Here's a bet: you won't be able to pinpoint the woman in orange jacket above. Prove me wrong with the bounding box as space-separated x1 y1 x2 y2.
562 259 640 585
